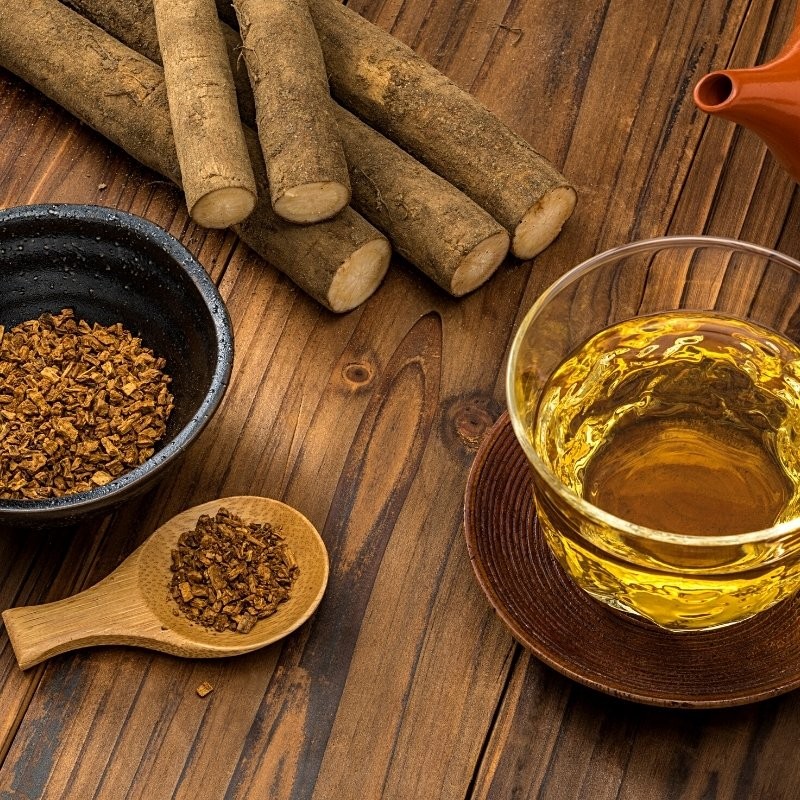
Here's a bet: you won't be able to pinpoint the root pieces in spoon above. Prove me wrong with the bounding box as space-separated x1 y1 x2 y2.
170 507 299 634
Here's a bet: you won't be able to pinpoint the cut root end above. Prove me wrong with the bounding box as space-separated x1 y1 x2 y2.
451 230 510 296
512 185 577 260
327 237 391 313
191 186 257 229
273 181 351 224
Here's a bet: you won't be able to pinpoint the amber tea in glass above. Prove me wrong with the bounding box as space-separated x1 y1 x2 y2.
507 237 800 631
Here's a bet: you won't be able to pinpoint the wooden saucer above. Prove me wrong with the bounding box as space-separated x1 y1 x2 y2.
464 412 800 708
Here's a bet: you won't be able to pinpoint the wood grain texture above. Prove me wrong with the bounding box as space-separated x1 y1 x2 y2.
2 0 800 798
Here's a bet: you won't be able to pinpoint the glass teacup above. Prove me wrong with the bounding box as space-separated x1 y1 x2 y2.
506 236 800 631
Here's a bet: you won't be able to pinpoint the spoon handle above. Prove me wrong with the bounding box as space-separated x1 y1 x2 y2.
2 568 153 669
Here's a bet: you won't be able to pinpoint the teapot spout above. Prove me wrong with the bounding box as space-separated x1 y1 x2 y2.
694 13 800 184
694 70 741 116
694 67 780 126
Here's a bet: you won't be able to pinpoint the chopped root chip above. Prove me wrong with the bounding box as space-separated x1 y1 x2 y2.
196 681 214 698
169 508 299 634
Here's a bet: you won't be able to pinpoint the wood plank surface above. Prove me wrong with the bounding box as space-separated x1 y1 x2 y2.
1 0 800 798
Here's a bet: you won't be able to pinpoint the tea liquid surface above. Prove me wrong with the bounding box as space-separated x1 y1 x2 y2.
531 311 800 535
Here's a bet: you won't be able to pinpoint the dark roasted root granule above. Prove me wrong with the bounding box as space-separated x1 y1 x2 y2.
0 308 174 499
169 508 300 634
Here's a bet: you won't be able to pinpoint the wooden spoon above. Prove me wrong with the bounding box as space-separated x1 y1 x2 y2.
1 496 329 670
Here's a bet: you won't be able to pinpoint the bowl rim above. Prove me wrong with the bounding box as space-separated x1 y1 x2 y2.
0 203 233 516
505 233 800 548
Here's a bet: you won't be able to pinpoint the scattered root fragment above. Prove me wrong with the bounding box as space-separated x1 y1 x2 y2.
170 507 300 634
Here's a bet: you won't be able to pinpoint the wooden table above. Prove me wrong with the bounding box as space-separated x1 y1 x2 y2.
1 1 799 797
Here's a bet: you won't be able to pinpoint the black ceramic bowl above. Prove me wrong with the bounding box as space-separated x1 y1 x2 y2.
0 204 233 526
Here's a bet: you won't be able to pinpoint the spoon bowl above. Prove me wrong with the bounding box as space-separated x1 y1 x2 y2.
1 496 329 669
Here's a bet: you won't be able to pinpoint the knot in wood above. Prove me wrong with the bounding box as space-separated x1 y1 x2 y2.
342 361 373 386
454 404 494 449
441 393 501 459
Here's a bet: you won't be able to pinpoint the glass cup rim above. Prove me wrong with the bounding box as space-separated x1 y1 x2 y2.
506 234 800 548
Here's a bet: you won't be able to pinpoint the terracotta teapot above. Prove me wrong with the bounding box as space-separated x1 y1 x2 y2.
694 10 800 183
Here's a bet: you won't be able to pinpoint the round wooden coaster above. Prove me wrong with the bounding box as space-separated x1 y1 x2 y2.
464 412 800 708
